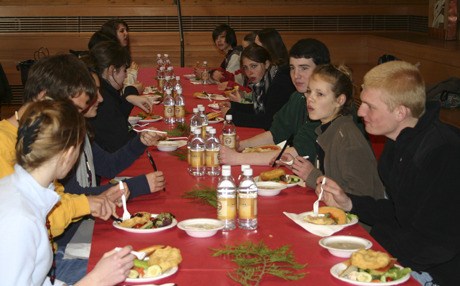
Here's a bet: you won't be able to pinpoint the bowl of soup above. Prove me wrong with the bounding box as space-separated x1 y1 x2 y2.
319 235 372 258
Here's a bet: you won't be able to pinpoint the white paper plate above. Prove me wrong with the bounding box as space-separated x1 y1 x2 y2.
196 93 227 101
330 262 410 285
208 117 224 124
125 265 178 283
208 103 220 110
138 116 163 123
113 214 177 233
254 175 304 188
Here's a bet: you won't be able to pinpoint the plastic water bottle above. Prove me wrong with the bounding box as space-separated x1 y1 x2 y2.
205 128 220 176
187 126 197 173
217 165 236 230
163 75 172 94
188 128 205 176
237 168 258 230
238 164 251 183
157 66 165 90
190 107 202 131
174 76 182 96
201 61 210 84
163 53 171 68
198 105 209 138
163 89 175 124
174 87 185 124
222 114 236 149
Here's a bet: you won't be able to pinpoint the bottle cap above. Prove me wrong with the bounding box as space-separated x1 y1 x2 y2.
241 164 250 171
222 165 231 171
193 107 198 113
198 106 205 111
164 53 169 57
157 53 161 57
225 114 233 120
209 128 216 135
176 75 180 80
165 75 171 80
243 168 253 176
194 129 201 135
221 169 231 176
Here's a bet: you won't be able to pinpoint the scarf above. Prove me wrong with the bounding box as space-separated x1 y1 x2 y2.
249 65 278 114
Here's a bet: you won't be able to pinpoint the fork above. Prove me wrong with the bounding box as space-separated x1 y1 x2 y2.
313 177 327 216
114 247 146 260
119 181 131 221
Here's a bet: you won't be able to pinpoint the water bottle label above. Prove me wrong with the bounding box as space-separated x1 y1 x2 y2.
175 106 185 118
205 149 219 167
238 196 257 219
217 196 236 220
223 134 236 149
190 149 204 167
164 106 175 118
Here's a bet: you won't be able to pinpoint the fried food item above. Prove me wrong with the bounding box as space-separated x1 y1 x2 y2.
319 206 347 225
242 145 280 153
148 246 183 272
351 249 391 270
118 212 150 228
259 168 286 181
137 245 165 256
304 215 336 225
206 112 220 120
224 85 239 97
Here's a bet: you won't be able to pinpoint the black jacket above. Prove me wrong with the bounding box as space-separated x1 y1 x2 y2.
349 101 460 285
90 78 137 153
228 64 295 130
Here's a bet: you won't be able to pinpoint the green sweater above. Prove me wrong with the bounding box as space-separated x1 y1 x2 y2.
269 91 320 159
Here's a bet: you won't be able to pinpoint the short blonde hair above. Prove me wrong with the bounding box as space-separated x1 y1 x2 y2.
363 61 425 118
16 100 86 172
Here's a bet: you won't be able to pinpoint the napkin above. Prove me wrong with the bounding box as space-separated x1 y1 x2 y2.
283 212 348 237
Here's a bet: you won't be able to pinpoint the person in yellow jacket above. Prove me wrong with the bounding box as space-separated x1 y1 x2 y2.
0 54 126 237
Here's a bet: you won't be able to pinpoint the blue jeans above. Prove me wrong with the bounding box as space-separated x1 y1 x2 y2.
55 246 88 285
411 271 439 286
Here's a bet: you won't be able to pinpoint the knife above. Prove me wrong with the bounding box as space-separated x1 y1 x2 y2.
271 134 294 167
146 150 157 171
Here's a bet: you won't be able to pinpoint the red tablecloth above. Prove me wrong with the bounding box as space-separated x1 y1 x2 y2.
87 68 418 285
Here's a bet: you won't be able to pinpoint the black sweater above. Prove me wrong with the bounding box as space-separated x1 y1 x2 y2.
349 101 460 285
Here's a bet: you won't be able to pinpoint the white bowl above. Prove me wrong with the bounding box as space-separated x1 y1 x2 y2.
256 181 287 196
128 116 141 125
157 141 178 152
319 235 372 258
177 218 224 238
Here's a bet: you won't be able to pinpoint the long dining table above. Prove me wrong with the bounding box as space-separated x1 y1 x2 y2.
87 67 418 285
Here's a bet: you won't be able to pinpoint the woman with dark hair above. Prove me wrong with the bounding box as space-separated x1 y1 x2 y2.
221 43 295 130
255 28 289 67
100 18 130 49
210 24 244 85
278 64 385 199
89 41 152 152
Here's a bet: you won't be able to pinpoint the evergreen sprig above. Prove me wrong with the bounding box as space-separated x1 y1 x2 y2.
212 241 307 286
167 122 190 137
182 184 217 208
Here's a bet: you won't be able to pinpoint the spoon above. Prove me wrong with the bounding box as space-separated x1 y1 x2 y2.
120 181 131 221
313 177 327 216
114 247 146 260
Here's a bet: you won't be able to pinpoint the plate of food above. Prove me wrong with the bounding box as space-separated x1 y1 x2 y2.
138 113 163 123
255 168 304 187
194 92 228 101
208 103 220 110
113 212 177 233
209 117 224 124
283 207 358 237
127 245 182 283
330 249 411 285
177 218 225 238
